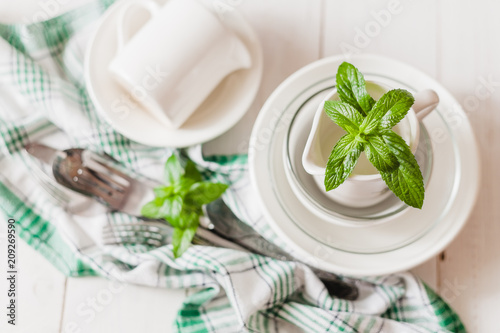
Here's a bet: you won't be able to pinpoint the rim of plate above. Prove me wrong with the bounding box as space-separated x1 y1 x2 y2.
249 54 481 276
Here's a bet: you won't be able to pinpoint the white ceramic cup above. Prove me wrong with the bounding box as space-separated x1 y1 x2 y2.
302 81 438 208
108 0 252 129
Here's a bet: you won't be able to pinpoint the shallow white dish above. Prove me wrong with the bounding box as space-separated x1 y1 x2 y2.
249 54 480 276
85 0 263 147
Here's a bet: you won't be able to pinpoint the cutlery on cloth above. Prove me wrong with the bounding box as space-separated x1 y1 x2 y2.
25 143 358 300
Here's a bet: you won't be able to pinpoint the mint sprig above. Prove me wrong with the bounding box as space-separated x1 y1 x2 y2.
324 62 424 209
141 155 228 257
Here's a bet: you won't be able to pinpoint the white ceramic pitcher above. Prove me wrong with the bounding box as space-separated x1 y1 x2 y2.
302 82 439 208
108 0 252 129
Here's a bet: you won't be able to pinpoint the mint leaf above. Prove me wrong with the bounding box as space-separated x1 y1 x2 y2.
336 62 375 116
184 160 202 182
140 197 165 219
186 183 229 206
164 154 183 185
324 101 364 135
172 227 197 258
160 195 183 224
154 186 173 198
173 177 197 196
364 135 399 172
360 89 414 134
177 210 200 229
379 130 424 208
324 134 363 191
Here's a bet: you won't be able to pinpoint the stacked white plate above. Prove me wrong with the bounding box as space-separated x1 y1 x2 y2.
249 54 480 276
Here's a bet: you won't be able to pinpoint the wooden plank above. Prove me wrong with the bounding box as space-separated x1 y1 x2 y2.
412 258 438 290
0 220 66 332
61 277 186 333
322 0 438 75
437 1 500 332
204 0 323 155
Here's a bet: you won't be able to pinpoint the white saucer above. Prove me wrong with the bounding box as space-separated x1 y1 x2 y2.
249 54 480 276
85 0 263 147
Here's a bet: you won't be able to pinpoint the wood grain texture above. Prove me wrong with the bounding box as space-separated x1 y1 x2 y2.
321 0 440 290
0 235 66 333
60 277 186 333
437 1 500 332
322 0 438 76
204 0 323 155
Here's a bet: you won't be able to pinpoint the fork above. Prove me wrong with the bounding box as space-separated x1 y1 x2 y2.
29 158 359 300
101 220 246 250
26 144 359 300
102 222 171 247
101 219 359 300
25 154 226 245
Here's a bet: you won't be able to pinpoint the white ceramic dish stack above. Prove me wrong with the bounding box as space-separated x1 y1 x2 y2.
284 87 433 227
249 54 480 276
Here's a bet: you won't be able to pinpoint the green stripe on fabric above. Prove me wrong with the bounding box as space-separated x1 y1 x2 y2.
0 181 95 277
278 304 317 332
175 288 218 333
423 284 466 333
203 154 248 167
365 317 377 331
0 0 115 55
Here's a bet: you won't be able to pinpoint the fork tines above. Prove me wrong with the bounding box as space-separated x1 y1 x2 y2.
102 223 173 247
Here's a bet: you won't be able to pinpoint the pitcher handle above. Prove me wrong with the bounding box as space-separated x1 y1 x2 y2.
116 0 162 52
413 89 439 121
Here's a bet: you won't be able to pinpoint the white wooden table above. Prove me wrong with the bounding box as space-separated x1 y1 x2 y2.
0 0 495 332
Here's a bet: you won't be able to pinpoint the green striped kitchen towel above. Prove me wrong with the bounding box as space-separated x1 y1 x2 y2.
0 1 465 332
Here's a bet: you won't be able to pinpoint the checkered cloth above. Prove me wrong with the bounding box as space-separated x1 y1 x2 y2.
0 1 465 332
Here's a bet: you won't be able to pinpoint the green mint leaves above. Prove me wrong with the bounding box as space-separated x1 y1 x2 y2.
379 130 424 208
360 89 415 133
336 62 376 116
324 62 424 209
324 134 363 190
141 155 228 258
324 101 364 134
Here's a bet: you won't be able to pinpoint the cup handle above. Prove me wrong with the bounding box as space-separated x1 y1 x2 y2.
116 0 161 52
